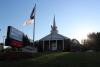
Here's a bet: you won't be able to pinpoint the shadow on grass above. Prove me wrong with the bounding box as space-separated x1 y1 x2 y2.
0 52 100 67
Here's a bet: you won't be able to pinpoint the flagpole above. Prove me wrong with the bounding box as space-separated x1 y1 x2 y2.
33 4 36 46
33 19 35 46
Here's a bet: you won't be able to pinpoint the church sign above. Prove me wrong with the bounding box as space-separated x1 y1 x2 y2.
5 26 24 47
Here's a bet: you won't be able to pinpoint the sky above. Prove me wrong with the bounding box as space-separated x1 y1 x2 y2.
0 0 100 43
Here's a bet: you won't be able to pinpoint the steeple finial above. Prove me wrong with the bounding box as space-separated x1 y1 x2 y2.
51 15 58 34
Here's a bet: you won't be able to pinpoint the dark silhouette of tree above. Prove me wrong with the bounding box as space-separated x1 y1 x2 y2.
0 43 3 45
82 32 100 51
23 35 30 46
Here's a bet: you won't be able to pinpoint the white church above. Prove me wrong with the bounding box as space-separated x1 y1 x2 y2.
36 16 72 52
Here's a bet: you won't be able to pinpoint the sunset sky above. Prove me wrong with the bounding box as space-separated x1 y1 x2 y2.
0 0 100 43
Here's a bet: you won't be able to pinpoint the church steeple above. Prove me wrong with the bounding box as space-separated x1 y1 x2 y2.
51 16 58 34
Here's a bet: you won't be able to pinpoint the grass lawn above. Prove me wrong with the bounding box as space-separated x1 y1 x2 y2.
0 52 100 67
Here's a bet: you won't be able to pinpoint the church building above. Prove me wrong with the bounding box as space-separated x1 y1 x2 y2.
37 16 71 52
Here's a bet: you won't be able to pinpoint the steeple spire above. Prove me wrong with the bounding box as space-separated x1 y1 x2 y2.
51 15 58 34
53 15 56 27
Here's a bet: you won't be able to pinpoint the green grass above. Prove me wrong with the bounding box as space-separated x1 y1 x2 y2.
0 52 100 67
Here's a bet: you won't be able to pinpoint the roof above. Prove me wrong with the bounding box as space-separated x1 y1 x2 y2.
40 33 69 41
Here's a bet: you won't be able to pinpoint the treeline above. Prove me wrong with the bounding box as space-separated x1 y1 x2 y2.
82 32 100 51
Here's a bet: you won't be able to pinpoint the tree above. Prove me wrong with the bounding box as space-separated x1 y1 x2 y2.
23 35 30 46
0 43 3 45
82 32 100 51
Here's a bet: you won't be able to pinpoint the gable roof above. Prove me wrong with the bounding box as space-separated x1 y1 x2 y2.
40 33 69 41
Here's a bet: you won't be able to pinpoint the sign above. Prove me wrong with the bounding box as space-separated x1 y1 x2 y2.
5 26 24 47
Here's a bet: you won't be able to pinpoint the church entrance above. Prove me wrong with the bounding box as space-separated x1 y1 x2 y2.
51 41 57 51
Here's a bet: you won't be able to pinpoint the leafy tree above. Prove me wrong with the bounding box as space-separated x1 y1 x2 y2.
23 35 30 46
82 32 100 51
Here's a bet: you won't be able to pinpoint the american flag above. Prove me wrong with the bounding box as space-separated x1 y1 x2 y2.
23 4 36 26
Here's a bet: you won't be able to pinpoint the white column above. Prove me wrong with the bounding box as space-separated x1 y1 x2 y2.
56 40 57 50
62 40 64 50
43 40 44 51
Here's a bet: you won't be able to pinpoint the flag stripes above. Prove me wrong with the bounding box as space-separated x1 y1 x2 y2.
23 4 36 26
